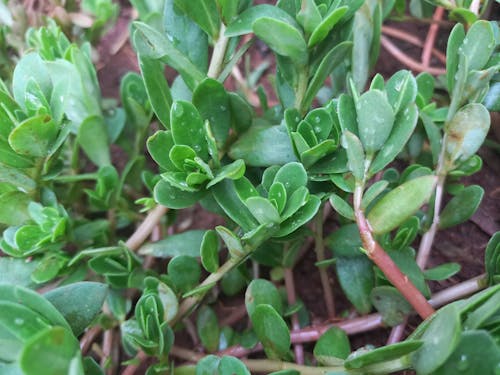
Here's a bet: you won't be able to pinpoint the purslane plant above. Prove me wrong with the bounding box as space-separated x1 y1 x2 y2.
0 0 499 374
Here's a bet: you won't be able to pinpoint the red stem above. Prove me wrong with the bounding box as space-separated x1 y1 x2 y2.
355 210 435 319
422 7 445 68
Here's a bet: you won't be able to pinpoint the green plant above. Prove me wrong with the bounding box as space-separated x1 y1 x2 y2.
0 0 499 374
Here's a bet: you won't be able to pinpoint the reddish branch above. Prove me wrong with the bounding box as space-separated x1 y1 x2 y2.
380 36 446 75
422 7 445 68
382 26 446 64
355 209 435 319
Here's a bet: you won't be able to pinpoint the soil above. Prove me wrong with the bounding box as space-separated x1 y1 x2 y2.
92 2 500 372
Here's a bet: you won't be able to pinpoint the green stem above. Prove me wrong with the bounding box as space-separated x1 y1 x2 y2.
207 24 230 79
314 208 335 318
51 173 99 183
171 255 241 325
295 68 309 115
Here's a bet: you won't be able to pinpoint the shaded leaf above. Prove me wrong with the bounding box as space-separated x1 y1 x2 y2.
139 230 207 258
44 282 108 336
251 304 290 360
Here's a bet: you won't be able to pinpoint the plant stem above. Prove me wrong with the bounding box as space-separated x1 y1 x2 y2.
428 273 486 307
313 209 336 318
125 205 168 251
295 68 309 115
219 274 486 358
416 172 446 268
353 185 435 319
284 267 304 364
207 24 229 79
421 7 444 68
172 255 241 325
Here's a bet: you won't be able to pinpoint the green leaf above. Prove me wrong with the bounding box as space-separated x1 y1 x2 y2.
313 327 350 365
164 0 208 73
461 21 495 71
371 286 412 326
218 356 250 375
216 226 244 258
351 3 373 91
412 304 462 375
229 124 297 167
193 78 230 146
335 256 373 313
273 162 307 196
206 159 246 188
0 284 70 330
20 327 82 375
196 355 220 375
154 179 206 209
171 101 208 159
132 22 205 90
139 230 207 258
356 90 395 154
245 279 283 317
367 175 437 235
217 0 240 23
0 191 31 226
327 224 362 257
329 193 355 221
341 131 364 181
168 255 201 293
0 258 38 288
445 103 490 165
361 180 389 210
416 72 434 105
77 116 110 167
252 18 308 64
385 70 417 115
485 232 500 286
439 185 483 229
138 55 172 128
173 0 220 39
197 306 219 352
308 6 348 47
433 330 500 375
368 104 419 175
275 195 321 237
297 0 322 36
225 4 299 37
251 304 290 360
268 182 287 214
212 180 259 232
0 301 52 361
338 94 358 134
424 263 461 281
12 53 52 112
8 115 57 158
228 93 253 134
446 24 465 93
169 145 196 171
246 197 281 224
280 186 309 221
44 282 108 336
463 290 500 330
303 41 352 109
346 341 423 370
147 131 177 171
200 230 219 273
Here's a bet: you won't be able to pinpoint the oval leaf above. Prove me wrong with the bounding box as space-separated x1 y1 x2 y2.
367 175 437 235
